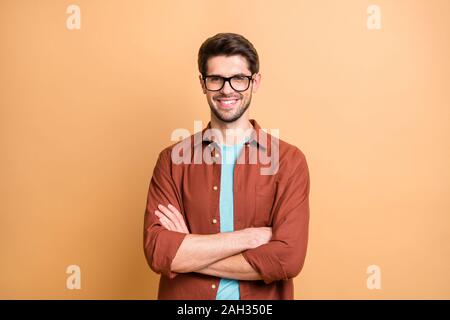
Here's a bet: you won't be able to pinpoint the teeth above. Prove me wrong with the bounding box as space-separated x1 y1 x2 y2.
220 100 237 105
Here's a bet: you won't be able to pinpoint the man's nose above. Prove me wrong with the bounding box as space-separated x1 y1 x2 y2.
220 80 235 95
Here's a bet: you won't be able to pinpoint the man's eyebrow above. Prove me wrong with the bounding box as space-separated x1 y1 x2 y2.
205 73 251 77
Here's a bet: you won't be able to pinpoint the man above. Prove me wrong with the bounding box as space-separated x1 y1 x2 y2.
143 33 310 300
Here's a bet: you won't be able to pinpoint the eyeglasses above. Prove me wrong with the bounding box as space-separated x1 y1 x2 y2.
202 74 254 92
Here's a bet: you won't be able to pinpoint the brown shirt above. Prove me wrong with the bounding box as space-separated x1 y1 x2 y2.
143 119 310 300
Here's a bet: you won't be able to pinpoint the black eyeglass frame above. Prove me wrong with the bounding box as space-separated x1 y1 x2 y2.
201 74 255 92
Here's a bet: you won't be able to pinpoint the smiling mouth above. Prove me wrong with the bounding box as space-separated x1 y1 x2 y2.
216 98 240 108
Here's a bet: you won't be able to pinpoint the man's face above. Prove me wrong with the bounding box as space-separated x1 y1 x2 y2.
199 55 261 123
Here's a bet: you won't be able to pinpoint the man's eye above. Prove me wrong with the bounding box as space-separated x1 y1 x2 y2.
209 77 221 82
233 76 246 81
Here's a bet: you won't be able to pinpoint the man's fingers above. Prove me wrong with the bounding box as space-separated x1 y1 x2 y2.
167 204 189 233
157 205 182 230
165 204 185 227
155 204 189 234
159 217 172 230
155 210 176 231
158 204 187 232
160 216 175 231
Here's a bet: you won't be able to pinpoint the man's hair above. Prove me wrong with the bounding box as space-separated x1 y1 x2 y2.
198 33 259 76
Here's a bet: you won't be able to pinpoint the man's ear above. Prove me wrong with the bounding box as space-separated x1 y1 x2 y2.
252 73 261 93
199 74 207 94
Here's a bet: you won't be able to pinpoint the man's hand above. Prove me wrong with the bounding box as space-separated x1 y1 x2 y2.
242 227 272 249
156 203 273 274
155 204 272 248
155 204 190 234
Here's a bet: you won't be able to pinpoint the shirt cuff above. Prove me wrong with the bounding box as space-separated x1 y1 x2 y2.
152 229 187 279
241 244 288 284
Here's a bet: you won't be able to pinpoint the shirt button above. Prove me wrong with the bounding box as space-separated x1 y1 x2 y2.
211 284 216 289
212 218 217 224
215 153 220 158
213 185 218 191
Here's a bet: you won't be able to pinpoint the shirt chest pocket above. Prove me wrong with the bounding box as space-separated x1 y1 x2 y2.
253 183 277 227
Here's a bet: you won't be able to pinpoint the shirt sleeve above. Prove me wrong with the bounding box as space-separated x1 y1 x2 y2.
241 148 310 284
143 148 188 279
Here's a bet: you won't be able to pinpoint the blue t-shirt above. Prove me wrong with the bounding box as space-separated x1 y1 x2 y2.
215 141 245 300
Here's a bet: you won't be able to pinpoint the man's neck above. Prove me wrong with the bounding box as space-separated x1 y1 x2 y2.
210 115 253 146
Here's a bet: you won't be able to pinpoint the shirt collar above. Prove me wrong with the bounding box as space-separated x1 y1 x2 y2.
194 119 267 150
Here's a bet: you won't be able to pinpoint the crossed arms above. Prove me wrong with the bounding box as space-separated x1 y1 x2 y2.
143 148 310 284
155 203 271 281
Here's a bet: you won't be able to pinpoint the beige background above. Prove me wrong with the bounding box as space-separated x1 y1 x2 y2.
1 0 449 299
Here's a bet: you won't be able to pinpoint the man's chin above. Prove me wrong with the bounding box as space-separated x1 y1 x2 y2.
215 113 241 123
209 100 249 123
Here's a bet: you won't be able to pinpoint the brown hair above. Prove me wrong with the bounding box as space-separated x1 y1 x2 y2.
198 33 259 76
